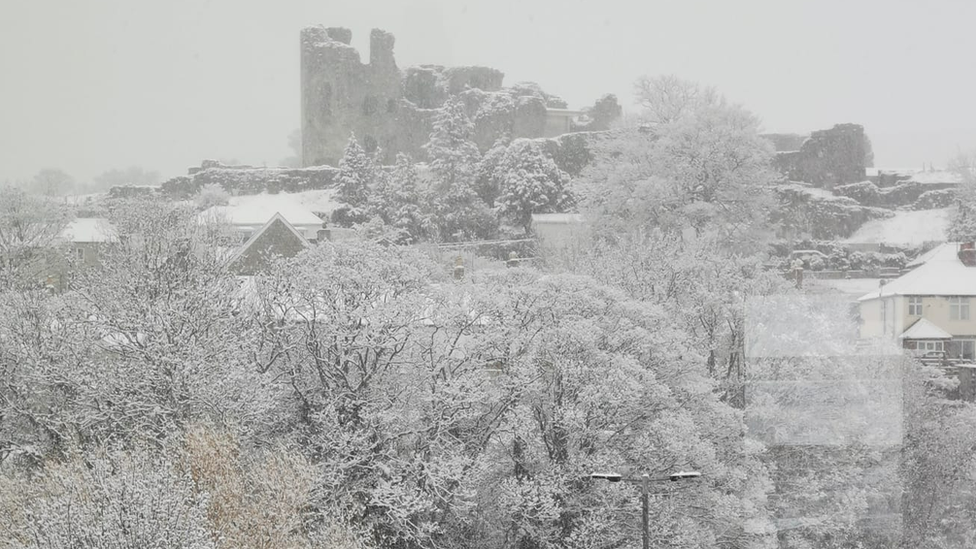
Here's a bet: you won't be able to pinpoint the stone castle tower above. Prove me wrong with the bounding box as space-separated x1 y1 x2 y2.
300 25 620 168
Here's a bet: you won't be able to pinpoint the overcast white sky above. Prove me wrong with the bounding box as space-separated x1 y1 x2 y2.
2 0 975 183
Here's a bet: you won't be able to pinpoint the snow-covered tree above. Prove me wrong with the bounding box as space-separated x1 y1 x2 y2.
249 242 500 547
465 269 774 549
476 137 510 209
0 449 214 549
575 79 777 252
424 96 497 242
194 182 230 210
0 185 71 290
27 168 75 197
634 74 720 126
332 134 374 227
948 151 976 241
495 139 573 234
368 153 427 243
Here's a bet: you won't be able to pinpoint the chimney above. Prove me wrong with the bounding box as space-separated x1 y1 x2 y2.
959 242 976 267
453 256 465 280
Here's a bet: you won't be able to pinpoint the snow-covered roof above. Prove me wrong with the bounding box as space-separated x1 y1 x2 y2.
532 213 585 224
899 318 952 340
859 243 976 301
906 244 946 269
60 218 118 243
908 170 962 185
198 194 324 228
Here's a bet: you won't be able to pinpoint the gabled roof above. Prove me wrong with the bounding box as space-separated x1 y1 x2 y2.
198 194 323 227
60 218 118 243
899 318 952 340
859 243 976 301
224 213 310 274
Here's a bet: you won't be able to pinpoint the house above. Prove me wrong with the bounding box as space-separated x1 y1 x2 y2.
858 242 976 360
224 213 311 276
59 218 118 267
41 217 118 291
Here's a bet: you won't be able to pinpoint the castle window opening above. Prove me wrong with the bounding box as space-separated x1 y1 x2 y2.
363 135 378 153
362 95 379 116
386 98 398 113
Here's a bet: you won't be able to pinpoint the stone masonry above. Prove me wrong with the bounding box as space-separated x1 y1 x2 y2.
300 26 619 167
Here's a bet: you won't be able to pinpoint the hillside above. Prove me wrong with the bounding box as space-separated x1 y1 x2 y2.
842 207 950 246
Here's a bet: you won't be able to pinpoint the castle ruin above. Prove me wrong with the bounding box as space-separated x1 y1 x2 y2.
300 26 620 167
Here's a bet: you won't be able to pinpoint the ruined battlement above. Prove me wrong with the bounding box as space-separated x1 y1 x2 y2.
300 25 619 167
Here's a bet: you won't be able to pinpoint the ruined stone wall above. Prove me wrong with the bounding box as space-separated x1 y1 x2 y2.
301 27 401 166
300 25 618 167
161 161 338 198
771 124 873 188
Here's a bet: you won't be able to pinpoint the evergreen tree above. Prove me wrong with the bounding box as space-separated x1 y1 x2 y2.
495 139 573 234
368 153 427 244
475 137 510 208
423 96 496 242
332 134 373 227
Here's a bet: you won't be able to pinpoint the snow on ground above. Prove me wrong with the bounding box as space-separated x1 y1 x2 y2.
842 208 950 246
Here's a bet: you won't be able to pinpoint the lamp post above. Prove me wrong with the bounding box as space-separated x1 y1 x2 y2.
590 470 701 549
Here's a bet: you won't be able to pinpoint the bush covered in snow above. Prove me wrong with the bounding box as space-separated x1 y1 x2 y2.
833 180 881 206
913 189 956 210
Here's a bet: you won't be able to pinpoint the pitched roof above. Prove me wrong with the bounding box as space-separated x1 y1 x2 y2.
60 218 118 243
906 243 947 269
859 243 976 301
224 213 310 274
198 194 324 227
899 318 952 340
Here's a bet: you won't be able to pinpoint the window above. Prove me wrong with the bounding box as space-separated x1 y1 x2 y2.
362 95 378 115
950 297 970 320
950 338 976 361
914 340 944 352
75 247 84 261
908 296 923 316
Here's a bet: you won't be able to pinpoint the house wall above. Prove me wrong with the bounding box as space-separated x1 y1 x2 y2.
900 296 976 337
860 295 976 340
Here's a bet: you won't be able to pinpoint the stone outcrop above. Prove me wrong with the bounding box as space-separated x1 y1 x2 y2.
300 26 619 167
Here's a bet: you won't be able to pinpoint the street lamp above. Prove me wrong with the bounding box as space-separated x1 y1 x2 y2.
590 471 702 549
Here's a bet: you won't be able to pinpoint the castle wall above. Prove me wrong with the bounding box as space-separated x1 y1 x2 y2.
300 25 618 168
771 123 874 188
301 27 401 166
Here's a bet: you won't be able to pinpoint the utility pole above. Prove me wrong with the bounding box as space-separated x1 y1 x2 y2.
641 473 650 549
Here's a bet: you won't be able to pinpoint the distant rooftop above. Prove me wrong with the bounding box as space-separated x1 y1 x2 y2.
60 218 118 243
197 194 325 228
